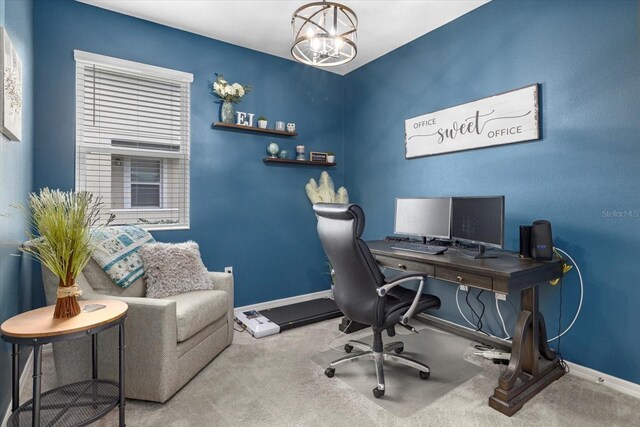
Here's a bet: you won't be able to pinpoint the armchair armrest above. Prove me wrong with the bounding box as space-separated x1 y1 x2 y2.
99 296 179 402
376 271 428 325
208 271 233 294
208 271 234 344
103 295 178 348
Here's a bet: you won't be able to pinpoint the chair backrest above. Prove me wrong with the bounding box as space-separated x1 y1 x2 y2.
314 203 386 327
40 259 146 306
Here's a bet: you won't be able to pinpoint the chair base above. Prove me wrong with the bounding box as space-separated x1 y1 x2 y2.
325 339 431 398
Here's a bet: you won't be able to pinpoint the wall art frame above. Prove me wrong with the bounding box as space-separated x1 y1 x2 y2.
1 27 22 142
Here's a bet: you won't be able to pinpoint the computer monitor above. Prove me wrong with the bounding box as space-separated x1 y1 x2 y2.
451 196 504 258
394 197 452 243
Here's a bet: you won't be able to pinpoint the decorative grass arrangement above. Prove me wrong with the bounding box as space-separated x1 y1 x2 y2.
18 189 113 318
305 171 349 205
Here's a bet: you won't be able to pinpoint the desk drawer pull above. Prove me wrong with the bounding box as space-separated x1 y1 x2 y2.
434 267 493 290
373 255 434 275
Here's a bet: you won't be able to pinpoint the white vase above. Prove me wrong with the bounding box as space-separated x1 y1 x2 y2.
327 155 336 163
258 120 268 129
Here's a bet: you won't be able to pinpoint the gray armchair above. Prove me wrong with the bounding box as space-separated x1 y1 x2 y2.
41 258 234 403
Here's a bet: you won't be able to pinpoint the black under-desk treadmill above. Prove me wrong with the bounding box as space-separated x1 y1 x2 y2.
260 298 342 331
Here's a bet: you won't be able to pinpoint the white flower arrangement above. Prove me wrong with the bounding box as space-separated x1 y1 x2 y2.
212 74 251 103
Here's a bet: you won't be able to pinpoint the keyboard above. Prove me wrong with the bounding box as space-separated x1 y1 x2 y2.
391 241 448 255
384 235 410 242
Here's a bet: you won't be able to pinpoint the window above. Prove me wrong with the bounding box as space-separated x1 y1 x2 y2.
130 158 161 208
75 50 193 230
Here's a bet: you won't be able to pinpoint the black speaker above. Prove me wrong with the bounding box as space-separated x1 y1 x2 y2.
531 220 553 261
519 225 532 258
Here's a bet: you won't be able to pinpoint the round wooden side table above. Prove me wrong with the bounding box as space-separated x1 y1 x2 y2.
1 300 128 427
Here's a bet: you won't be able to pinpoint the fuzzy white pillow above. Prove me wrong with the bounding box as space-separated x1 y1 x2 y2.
140 241 212 298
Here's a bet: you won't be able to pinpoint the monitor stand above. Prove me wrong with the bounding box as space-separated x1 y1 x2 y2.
462 244 497 259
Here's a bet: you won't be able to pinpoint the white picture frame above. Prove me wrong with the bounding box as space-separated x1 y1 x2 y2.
405 84 540 159
1 27 22 142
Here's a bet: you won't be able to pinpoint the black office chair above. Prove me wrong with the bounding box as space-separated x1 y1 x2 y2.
314 203 441 398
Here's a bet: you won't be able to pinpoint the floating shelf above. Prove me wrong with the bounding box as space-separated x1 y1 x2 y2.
213 122 298 137
263 158 336 167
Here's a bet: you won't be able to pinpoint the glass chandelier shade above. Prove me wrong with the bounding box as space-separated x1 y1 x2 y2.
291 1 358 67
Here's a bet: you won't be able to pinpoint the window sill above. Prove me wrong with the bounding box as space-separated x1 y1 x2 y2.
109 208 188 231
142 224 190 232
110 208 179 213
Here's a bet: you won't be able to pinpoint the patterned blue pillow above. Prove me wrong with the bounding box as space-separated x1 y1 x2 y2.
91 225 156 288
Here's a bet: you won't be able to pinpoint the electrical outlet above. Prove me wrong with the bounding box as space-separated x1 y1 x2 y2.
495 293 507 301
224 266 233 275
458 284 468 292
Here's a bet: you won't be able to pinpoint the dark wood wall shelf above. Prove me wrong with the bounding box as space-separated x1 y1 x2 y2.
263 158 336 167
213 122 297 137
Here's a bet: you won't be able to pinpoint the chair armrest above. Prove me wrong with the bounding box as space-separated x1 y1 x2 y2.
102 296 178 345
208 272 234 344
376 271 427 325
208 271 233 294
376 271 428 296
73 296 179 402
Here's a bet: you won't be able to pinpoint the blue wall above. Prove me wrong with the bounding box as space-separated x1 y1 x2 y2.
343 0 640 383
0 0 34 415
23 0 640 386
32 0 344 308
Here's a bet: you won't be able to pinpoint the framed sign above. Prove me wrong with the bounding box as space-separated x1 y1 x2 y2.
404 84 540 159
310 152 328 162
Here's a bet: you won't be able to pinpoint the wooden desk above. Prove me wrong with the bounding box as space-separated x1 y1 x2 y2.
368 240 565 416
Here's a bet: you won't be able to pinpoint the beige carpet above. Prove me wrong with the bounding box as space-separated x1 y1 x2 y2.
21 318 640 427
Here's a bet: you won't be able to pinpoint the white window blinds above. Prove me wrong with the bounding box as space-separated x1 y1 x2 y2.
75 50 193 230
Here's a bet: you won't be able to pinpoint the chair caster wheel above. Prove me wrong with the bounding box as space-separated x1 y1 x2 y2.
325 368 335 378
394 346 404 354
372 387 385 398
419 370 430 380
344 344 353 353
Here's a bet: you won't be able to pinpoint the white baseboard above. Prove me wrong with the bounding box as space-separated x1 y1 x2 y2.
235 289 332 313
566 361 640 399
2 347 36 427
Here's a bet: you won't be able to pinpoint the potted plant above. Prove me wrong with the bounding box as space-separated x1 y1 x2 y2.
212 73 252 124
19 189 113 318
258 116 268 129
326 152 336 163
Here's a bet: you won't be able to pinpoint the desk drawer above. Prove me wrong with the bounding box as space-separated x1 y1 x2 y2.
375 255 435 276
435 267 493 290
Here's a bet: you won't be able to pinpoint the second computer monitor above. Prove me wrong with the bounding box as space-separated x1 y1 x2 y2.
394 197 452 240
451 196 505 250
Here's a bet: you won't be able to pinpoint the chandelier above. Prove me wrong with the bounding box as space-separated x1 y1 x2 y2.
291 1 358 67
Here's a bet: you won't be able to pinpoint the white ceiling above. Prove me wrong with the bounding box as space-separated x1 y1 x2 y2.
78 0 490 75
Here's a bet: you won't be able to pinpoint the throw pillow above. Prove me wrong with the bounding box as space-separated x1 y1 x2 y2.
140 241 212 299
91 225 156 288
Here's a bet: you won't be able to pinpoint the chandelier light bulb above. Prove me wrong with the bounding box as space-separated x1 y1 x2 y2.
311 37 321 52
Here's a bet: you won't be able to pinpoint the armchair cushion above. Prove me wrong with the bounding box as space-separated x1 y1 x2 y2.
140 241 211 298
162 290 229 342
